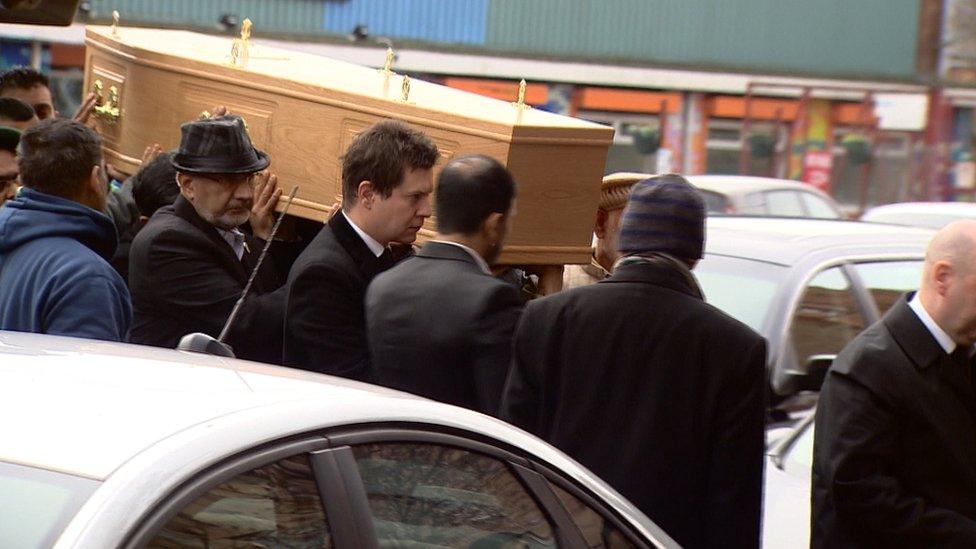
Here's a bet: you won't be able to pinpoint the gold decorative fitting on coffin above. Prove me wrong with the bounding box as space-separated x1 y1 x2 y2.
93 85 120 124
229 18 252 68
512 79 531 124
399 75 412 103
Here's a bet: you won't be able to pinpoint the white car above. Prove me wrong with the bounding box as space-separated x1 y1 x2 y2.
687 175 844 219
0 331 677 549
861 201 976 229
763 413 816 548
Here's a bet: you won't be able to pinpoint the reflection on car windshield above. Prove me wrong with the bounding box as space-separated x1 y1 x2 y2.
695 254 786 334
0 461 99 549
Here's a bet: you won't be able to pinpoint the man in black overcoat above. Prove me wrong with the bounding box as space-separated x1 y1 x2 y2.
129 115 297 363
501 174 767 549
812 220 976 547
366 155 521 416
282 120 440 381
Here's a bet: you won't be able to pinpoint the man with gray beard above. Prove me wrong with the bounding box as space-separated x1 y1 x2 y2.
128 115 297 363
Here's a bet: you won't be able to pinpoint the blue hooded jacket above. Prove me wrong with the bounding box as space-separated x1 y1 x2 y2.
0 188 132 341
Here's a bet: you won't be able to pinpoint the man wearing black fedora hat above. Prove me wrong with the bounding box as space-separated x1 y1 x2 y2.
128 115 297 363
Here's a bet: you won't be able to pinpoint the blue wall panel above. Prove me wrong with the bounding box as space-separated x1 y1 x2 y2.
322 0 488 45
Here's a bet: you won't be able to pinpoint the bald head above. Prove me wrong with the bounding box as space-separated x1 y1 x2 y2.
923 219 976 281
920 219 976 346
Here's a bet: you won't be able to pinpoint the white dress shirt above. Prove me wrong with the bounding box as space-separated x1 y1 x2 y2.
216 227 247 260
342 211 385 258
429 240 491 275
908 291 960 355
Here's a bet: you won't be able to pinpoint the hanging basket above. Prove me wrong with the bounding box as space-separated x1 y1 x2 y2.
747 132 775 159
841 135 872 166
631 126 661 155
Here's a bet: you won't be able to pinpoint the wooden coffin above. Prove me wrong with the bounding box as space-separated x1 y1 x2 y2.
83 25 614 265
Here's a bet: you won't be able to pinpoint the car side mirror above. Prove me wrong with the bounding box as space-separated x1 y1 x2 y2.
798 354 834 392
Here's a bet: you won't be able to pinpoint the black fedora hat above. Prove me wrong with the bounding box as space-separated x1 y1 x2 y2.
171 115 270 174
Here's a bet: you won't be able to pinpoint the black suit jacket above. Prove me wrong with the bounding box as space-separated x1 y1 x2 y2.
812 294 976 548
128 195 297 363
501 258 767 549
365 241 522 416
282 212 390 381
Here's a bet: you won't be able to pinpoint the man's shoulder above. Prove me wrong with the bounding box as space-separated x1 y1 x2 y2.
14 234 124 286
132 206 201 248
830 320 900 377
289 225 356 280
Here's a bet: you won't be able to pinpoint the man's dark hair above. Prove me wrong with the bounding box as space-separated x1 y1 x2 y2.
436 155 517 234
341 119 439 207
17 119 102 198
132 151 179 217
0 67 50 94
0 97 35 122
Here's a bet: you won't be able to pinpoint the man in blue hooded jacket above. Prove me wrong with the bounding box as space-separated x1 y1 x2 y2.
0 119 131 341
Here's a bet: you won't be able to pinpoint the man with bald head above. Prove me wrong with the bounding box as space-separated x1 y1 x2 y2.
812 220 976 548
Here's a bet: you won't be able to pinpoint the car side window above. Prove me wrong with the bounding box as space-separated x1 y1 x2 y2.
790 267 866 366
147 454 332 548
351 442 555 547
764 191 805 217
799 193 839 219
547 481 636 548
852 261 923 315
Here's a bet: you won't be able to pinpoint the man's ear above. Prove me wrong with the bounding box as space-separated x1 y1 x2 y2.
933 260 953 296
88 164 103 196
482 212 505 243
593 208 609 239
357 180 376 208
176 173 194 199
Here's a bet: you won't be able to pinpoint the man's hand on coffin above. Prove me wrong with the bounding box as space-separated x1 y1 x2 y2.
72 92 98 124
250 170 296 241
141 143 163 165
208 106 229 118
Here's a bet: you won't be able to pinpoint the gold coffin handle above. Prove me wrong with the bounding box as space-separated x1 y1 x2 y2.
93 84 120 124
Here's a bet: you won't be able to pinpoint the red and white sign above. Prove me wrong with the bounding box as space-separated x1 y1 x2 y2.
802 151 833 193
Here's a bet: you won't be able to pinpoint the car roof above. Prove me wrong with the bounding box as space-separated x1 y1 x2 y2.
862 201 976 217
687 175 831 197
705 216 934 266
0 332 572 482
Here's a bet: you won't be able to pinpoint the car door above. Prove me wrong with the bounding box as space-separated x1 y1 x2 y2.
124 429 662 548
775 265 873 396
325 428 657 548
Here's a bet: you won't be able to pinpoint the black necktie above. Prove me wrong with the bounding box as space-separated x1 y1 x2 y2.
377 248 395 271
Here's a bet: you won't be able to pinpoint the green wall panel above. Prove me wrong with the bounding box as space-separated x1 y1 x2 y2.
487 0 920 78
87 0 325 35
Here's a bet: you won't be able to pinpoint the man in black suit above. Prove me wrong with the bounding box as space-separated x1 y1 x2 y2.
366 155 520 415
129 115 295 363
812 220 976 547
282 120 439 381
501 174 767 549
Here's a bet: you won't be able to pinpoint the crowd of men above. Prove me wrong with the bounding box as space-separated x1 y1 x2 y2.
1 65 975 548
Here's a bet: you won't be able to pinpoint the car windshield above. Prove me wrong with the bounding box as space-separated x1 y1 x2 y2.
694 254 787 334
0 461 99 549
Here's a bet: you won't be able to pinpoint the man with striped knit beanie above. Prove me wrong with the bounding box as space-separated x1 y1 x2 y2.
502 174 767 549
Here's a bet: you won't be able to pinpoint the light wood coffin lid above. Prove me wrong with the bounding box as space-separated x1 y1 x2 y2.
84 25 614 264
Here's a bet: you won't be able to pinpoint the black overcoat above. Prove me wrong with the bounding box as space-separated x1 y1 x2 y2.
128 195 296 363
282 212 390 381
812 294 976 548
501 258 767 549
365 241 522 416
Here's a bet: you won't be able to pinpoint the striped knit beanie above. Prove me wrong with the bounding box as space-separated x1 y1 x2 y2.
617 174 705 260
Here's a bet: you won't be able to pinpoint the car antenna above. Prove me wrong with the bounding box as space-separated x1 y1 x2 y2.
177 185 300 358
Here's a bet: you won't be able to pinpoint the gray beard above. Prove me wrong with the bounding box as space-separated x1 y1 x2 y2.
200 208 250 231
